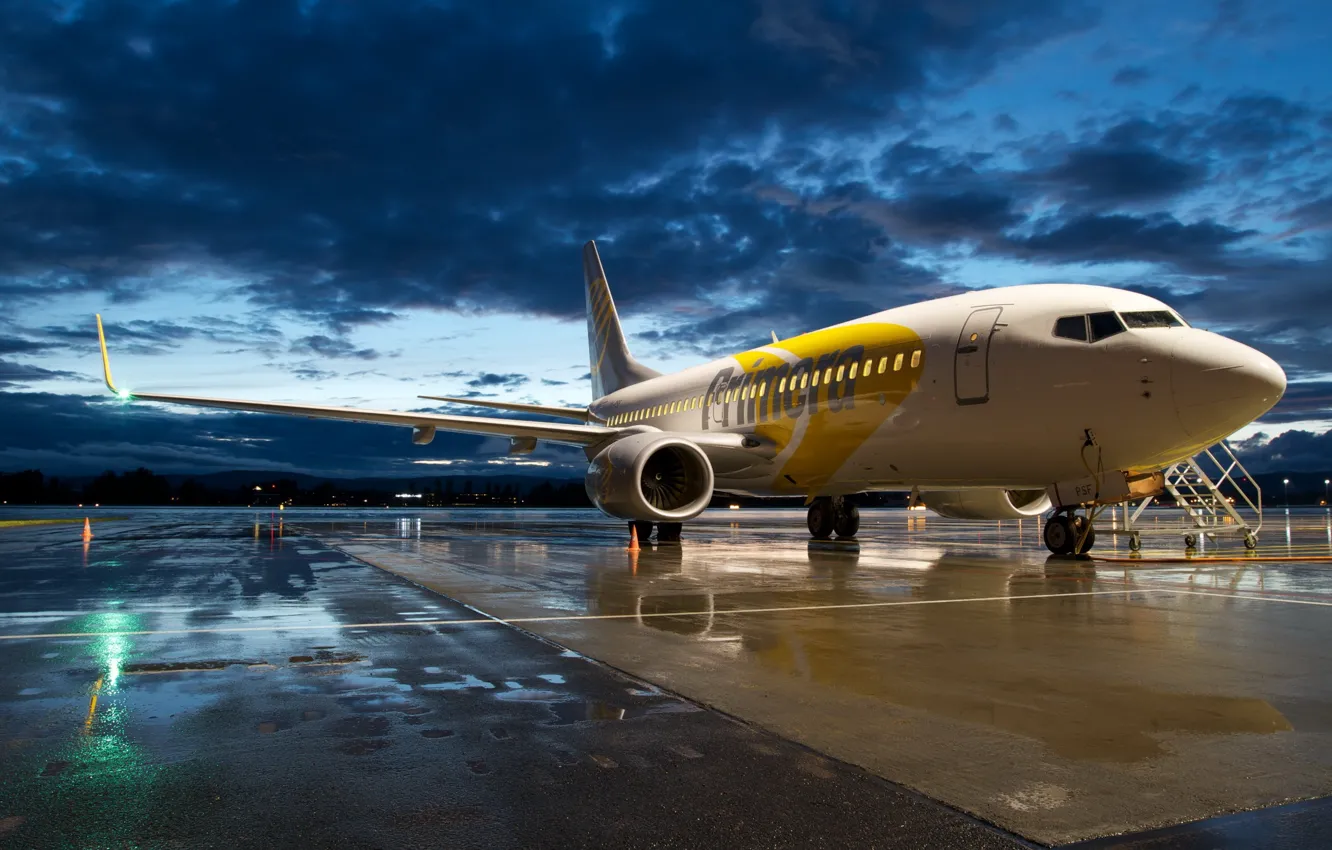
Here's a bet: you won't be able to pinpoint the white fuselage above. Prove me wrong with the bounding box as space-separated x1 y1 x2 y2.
586 285 1285 497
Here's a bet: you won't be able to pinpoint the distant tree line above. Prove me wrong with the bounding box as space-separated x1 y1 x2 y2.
0 468 594 508
3 468 1329 509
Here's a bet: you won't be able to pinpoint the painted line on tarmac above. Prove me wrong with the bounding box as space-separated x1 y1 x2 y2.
0 588 1160 641
6 585 1331 643
1150 587 1332 607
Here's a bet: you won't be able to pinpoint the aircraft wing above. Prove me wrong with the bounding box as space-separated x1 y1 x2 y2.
417 395 592 423
95 315 614 448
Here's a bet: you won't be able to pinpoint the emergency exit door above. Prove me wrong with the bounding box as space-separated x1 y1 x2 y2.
955 307 1002 405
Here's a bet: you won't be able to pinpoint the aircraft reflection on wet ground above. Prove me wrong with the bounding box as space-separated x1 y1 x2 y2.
330 506 1332 846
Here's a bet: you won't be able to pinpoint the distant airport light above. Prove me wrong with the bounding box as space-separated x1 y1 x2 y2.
395 493 423 499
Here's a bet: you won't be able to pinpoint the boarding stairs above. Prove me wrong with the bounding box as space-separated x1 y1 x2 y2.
1121 441 1262 551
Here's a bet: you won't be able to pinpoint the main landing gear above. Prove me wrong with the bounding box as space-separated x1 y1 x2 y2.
808 496 859 540
1043 509 1096 556
629 520 683 545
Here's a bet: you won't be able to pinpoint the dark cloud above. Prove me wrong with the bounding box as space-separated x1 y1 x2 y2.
0 0 1096 326
1257 380 1332 425
1111 65 1151 86
1231 428 1332 475
289 335 379 360
0 391 584 478
993 113 1020 133
0 360 84 389
1171 84 1202 105
1045 146 1206 203
466 373 528 390
541 378 568 387
0 336 58 356
1007 213 1252 268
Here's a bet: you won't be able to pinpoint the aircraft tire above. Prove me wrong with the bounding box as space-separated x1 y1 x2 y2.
657 522 683 543
833 504 860 539
807 499 835 540
1043 514 1076 555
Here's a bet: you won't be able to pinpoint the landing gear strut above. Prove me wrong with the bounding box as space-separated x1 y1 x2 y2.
1043 509 1096 556
628 520 683 545
808 497 859 540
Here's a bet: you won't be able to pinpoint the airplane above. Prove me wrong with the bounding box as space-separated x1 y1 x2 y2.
95 240 1286 555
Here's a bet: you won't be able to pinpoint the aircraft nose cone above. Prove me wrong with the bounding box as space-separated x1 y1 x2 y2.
1171 331 1286 438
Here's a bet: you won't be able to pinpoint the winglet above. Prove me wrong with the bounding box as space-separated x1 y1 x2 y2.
95 314 122 396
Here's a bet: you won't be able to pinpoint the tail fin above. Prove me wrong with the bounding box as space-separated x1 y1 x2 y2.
583 240 659 399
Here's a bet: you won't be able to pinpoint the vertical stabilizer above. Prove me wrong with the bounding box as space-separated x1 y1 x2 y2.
583 240 659 399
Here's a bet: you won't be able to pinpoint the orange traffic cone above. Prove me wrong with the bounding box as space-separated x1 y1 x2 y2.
627 523 640 552
82 517 93 542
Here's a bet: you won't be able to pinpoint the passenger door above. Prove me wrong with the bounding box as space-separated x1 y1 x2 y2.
955 307 1003 405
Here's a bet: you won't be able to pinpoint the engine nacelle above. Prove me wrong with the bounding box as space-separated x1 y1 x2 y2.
585 433 714 522
412 426 436 446
920 488 1051 520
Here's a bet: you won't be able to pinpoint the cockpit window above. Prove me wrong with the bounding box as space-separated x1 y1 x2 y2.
1088 311 1126 342
1119 310 1183 329
1053 315 1088 341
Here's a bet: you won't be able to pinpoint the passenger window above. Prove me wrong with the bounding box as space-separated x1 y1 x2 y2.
1054 315 1088 341
835 365 845 382
910 350 921 368
778 377 787 394
1089 311 1126 342
811 371 819 386
878 357 888 374
862 360 871 377
849 363 858 380
800 373 809 389
759 381 767 396
893 353 904 371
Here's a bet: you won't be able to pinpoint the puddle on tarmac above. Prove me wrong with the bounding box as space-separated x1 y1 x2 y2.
420 674 494 691
494 687 700 725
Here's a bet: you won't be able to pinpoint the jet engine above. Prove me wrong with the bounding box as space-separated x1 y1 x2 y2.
919 488 1051 520
585 433 714 522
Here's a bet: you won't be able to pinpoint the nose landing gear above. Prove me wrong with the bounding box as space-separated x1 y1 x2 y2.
1044 509 1096 555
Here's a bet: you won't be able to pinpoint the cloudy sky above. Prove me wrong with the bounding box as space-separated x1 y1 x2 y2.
2 0 1330 479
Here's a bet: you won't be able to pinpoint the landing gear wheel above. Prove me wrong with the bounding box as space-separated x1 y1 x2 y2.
834 505 860 539
657 522 683 543
807 498 835 540
1128 533 1142 553
1043 514 1076 555
1244 532 1258 550
1183 533 1198 549
833 504 860 539
633 520 655 543
1071 515 1096 553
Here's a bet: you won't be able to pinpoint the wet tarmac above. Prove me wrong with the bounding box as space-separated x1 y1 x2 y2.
3 506 1331 847
1 508 1021 849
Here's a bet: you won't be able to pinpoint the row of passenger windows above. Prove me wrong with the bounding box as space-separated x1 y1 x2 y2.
1052 310 1184 343
604 349 923 426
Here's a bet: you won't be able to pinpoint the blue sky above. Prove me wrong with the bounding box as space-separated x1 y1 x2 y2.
1 0 1330 478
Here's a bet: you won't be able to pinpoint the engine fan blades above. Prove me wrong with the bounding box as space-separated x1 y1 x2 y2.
641 449 689 510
